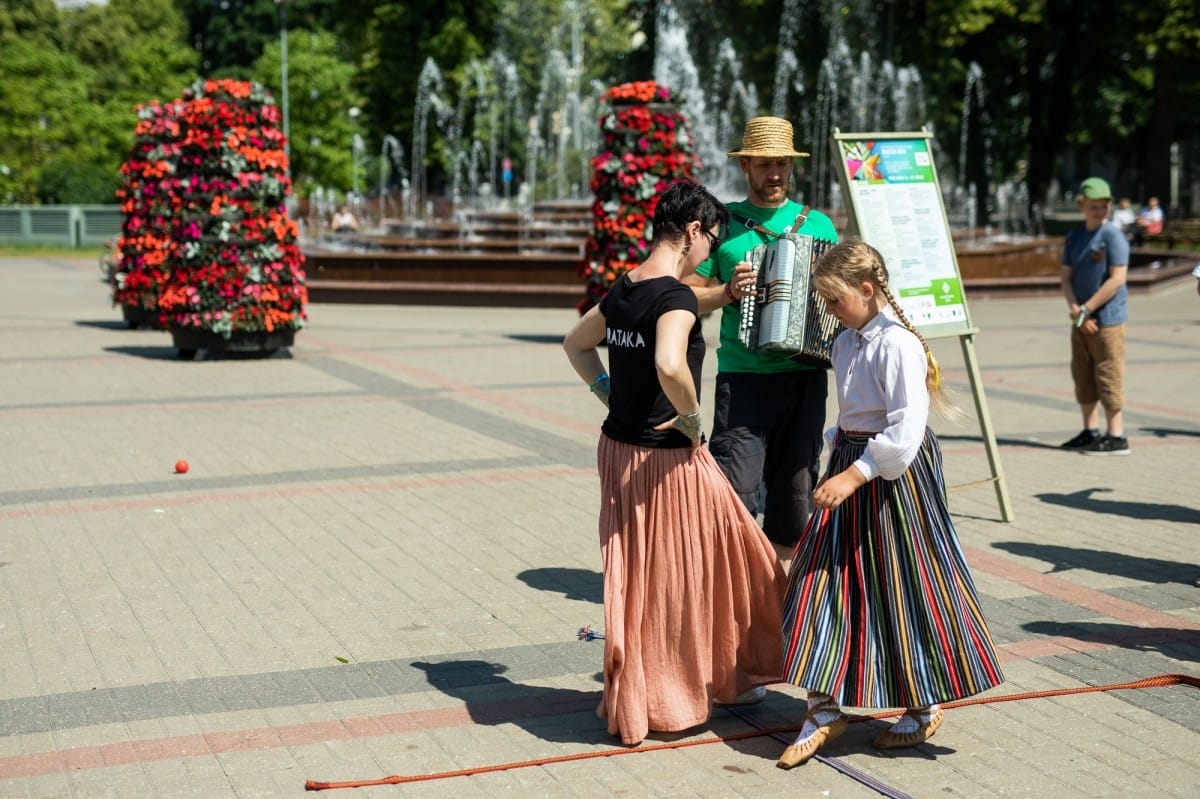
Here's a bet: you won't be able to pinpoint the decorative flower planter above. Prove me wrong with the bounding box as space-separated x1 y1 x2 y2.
114 79 306 354
121 304 159 329
111 99 184 325
170 328 294 360
579 80 699 312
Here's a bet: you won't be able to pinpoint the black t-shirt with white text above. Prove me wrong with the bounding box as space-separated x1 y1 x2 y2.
599 274 703 448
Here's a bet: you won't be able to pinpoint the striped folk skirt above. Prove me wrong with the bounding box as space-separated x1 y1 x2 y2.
780 429 1004 709
597 435 785 745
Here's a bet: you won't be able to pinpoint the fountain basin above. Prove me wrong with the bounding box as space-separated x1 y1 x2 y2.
953 236 1198 299
955 236 1062 278
303 232 1197 308
305 250 585 307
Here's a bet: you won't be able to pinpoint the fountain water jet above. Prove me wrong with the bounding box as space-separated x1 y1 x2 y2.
304 1 1189 307
379 134 405 222
412 59 450 218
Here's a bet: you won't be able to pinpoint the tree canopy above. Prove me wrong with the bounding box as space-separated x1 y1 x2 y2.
2 0 1196 220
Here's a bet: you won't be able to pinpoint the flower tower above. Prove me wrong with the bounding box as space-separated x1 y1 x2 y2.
158 79 306 357
111 99 185 329
579 81 699 312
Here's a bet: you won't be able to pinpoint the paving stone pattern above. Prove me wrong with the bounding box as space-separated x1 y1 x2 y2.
0 256 1197 798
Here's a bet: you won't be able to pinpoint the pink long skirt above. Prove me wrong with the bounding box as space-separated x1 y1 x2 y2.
596 434 785 745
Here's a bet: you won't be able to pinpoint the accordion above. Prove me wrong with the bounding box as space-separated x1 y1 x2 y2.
737 233 842 368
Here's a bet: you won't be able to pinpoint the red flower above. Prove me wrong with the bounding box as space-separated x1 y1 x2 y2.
113 80 306 335
580 82 701 310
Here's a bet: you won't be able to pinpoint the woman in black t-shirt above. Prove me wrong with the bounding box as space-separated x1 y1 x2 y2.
563 180 786 746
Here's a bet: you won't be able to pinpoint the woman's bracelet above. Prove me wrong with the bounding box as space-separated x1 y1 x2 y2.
589 373 611 406
672 410 703 441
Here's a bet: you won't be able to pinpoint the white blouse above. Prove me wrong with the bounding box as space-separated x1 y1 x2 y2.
825 309 930 481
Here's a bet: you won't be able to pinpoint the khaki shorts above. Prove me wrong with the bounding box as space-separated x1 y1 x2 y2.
1070 323 1125 412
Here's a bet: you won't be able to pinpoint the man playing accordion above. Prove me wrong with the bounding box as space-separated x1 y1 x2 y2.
684 116 839 572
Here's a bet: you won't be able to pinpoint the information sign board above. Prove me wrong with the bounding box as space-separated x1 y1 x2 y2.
831 130 972 339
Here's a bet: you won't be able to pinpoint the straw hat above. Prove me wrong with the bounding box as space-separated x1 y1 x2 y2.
726 116 809 158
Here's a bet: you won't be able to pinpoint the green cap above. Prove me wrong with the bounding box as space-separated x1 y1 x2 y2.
1079 177 1112 200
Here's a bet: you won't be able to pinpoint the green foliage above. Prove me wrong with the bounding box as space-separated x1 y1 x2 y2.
1 0 1197 215
177 0 340 76
921 0 1016 48
0 37 94 202
336 0 501 190
252 29 363 195
0 0 65 47
0 0 198 204
36 156 119 205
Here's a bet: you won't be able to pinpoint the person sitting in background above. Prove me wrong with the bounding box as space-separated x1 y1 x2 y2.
1111 198 1136 240
1131 196 1163 245
332 205 359 233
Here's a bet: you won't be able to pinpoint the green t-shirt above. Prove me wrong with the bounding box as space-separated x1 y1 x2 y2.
697 199 840 374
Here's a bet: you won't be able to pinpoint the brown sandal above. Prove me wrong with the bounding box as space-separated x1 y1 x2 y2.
776 704 848 769
872 706 944 749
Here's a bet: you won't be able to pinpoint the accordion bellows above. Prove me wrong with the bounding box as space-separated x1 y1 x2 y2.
738 234 842 368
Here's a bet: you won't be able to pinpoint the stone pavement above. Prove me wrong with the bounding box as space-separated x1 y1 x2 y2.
0 255 1198 799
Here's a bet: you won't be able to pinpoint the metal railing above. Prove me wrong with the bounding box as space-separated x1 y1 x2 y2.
0 205 122 248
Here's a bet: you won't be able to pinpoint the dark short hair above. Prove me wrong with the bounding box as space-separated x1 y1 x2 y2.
652 179 728 243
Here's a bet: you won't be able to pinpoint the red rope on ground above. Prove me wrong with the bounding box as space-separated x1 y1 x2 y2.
304 673 1199 791
303 727 790 790
850 671 1200 723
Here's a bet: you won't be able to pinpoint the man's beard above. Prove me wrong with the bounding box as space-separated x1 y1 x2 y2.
753 181 788 204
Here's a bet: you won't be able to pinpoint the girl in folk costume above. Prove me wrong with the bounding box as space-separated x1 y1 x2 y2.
776 240 1004 769
563 180 785 746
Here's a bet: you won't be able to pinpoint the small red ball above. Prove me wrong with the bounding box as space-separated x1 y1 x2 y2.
174 460 189 474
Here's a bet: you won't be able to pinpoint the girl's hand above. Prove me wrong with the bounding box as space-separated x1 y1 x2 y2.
812 467 867 509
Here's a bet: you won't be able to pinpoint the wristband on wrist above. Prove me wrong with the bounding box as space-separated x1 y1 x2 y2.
589 373 611 406
673 410 703 441
723 281 736 303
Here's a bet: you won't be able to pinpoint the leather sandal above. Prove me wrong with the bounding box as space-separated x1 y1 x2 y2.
776 704 848 769
872 706 944 749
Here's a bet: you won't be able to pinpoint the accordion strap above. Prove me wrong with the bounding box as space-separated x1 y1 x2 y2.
731 205 811 239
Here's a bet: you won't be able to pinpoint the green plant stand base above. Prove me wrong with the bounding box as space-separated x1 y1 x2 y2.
170 328 295 360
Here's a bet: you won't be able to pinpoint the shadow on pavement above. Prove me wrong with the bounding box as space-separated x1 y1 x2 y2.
994 540 1200 584
517 566 603 604
75 319 145 330
103 345 294 361
410 659 607 745
1022 620 1200 663
1140 427 1200 439
102 345 181 360
1034 486 1200 524
506 333 567 345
